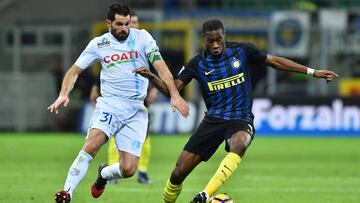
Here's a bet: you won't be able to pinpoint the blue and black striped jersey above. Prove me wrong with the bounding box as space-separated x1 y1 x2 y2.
177 42 267 122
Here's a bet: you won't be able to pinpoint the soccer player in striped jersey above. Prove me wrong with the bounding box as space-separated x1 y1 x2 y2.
134 19 338 203
48 3 188 203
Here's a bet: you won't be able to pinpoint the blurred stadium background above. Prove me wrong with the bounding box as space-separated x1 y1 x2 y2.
0 0 359 202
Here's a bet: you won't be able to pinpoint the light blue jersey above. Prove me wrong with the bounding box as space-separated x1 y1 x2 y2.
75 28 158 101
77 28 158 156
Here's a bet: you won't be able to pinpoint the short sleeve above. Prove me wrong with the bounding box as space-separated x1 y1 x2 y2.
140 29 159 55
75 39 99 69
176 56 198 85
244 43 267 64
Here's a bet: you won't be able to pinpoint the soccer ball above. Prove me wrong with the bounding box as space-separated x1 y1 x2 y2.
209 193 234 203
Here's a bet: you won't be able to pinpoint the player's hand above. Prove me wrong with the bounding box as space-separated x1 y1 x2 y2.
313 70 339 82
133 67 152 78
47 95 69 114
170 95 189 117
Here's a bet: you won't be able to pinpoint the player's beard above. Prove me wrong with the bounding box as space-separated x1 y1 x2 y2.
110 29 129 41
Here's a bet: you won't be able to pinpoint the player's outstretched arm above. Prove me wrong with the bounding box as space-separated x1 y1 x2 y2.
146 51 188 117
134 67 187 108
151 60 189 117
312 69 339 81
134 67 169 95
134 67 185 95
266 54 339 81
47 65 83 114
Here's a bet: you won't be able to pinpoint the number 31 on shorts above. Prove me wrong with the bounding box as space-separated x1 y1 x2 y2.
100 112 113 125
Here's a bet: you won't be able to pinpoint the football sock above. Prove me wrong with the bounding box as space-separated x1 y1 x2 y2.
204 152 241 196
108 137 119 165
101 163 123 179
163 179 183 203
64 150 93 197
138 136 151 172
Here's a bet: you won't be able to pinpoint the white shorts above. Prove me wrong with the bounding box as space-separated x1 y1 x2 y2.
88 97 148 157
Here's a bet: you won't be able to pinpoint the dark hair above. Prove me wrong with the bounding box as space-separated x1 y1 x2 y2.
107 2 131 21
130 10 137 17
202 19 224 34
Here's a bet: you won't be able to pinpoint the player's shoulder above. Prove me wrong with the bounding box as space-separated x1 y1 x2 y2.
129 28 142 34
226 41 253 49
226 41 261 54
92 32 111 42
186 52 202 69
129 28 154 42
89 32 113 48
134 28 152 37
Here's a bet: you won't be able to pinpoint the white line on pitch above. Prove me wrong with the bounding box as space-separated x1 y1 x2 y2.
110 187 360 193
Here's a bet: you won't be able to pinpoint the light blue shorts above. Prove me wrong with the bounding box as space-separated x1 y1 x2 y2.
88 97 148 157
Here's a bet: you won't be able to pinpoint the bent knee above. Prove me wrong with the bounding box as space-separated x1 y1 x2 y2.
232 133 252 147
120 164 137 178
230 133 252 156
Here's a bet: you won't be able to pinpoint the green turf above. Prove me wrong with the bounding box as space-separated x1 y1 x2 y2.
0 133 359 203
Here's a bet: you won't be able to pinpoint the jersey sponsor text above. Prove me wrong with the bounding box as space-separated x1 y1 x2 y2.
207 73 245 91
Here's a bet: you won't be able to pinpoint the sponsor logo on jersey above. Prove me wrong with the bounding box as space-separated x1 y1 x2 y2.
231 58 241 69
205 69 215 76
207 73 245 91
177 66 185 76
104 51 139 68
97 37 110 48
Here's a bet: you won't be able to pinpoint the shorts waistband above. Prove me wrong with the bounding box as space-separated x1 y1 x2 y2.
98 96 144 105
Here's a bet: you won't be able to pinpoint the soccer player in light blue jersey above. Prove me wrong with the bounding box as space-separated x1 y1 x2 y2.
48 3 188 203
90 10 158 185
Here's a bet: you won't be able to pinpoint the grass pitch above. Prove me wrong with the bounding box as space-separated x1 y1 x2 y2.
0 133 359 203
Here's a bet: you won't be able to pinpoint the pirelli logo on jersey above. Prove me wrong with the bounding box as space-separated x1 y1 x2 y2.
207 73 245 91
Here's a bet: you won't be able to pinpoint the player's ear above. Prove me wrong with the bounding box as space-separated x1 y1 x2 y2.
105 19 112 29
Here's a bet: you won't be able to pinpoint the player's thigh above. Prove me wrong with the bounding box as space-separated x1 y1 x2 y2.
225 121 254 156
184 118 224 161
114 108 148 158
88 100 119 139
225 120 254 141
